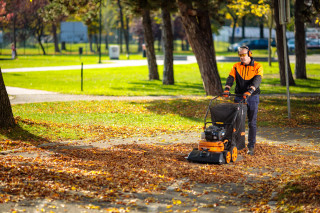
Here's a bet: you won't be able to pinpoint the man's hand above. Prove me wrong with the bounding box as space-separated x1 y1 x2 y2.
222 90 230 97
243 91 251 99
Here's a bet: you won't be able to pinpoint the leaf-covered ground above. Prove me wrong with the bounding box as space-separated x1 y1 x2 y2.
0 97 319 212
0 137 319 212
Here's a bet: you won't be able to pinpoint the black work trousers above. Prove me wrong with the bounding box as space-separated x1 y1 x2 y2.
235 95 259 148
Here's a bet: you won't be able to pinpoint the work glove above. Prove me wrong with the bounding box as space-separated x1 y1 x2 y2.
243 91 252 99
222 89 230 97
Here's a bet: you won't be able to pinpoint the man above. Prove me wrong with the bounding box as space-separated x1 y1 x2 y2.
11 43 16 59
223 45 263 155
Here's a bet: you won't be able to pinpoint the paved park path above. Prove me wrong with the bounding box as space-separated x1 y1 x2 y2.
1 57 197 73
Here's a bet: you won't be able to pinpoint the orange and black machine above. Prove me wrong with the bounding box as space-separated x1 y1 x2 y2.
187 94 247 164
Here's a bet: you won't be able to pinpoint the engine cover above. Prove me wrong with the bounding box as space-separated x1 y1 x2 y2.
204 126 225 142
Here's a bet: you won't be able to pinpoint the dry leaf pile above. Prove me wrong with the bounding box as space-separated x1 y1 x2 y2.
1 139 319 212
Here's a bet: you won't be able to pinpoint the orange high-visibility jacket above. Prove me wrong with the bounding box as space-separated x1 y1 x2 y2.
225 59 263 96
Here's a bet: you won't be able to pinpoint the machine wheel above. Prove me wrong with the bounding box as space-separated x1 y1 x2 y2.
225 151 231 164
231 146 238 162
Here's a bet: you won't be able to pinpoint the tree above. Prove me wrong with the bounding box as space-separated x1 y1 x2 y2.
124 0 159 80
3 0 50 55
7 0 49 55
117 0 130 58
294 0 307 79
266 1 274 67
160 0 175 85
142 8 159 80
102 1 118 50
73 0 100 53
177 0 222 96
294 0 320 79
130 18 144 52
0 68 15 128
273 0 295 86
173 16 188 51
226 1 241 44
42 0 70 53
2 0 24 56
227 0 271 43
0 1 5 21
30 1 48 55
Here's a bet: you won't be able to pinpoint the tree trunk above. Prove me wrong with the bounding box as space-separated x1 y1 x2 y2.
52 23 60 53
186 39 189 50
294 0 307 79
231 16 238 44
0 68 15 128
142 9 159 80
242 16 246 39
158 35 162 52
105 34 109 50
125 16 130 56
13 13 18 57
260 17 264 38
37 35 46 55
181 39 185 50
161 7 174 85
35 20 46 55
227 8 238 44
138 36 143 52
177 0 222 96
89 34 94 53
274 0 295 86
118 20 123 53
268 8 273 66
117 0 130 57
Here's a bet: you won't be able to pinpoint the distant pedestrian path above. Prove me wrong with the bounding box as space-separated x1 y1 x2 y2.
2 57 197 73
6 86 188 104
2 55 319 73
6 86 57 95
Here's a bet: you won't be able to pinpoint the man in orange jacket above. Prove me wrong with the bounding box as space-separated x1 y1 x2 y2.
223 45 263 155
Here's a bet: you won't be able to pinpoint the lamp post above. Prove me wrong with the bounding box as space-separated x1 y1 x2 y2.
279 0 291 119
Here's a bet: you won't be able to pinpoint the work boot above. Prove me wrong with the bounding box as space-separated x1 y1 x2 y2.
247 147 254 156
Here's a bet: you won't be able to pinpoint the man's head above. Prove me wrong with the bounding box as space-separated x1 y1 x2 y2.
238 46 252 65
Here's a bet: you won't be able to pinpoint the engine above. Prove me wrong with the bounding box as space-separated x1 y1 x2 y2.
203 125 225 142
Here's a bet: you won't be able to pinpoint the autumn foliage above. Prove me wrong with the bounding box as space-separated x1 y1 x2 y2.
0 97 319 212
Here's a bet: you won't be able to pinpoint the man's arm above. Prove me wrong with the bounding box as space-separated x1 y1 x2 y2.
249 64 263 92
225 75 235 89
225 65 236 89
250 75 262 92
244 64 263 99
223 66 236 97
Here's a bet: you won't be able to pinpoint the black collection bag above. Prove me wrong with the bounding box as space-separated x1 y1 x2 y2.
210 102 247 150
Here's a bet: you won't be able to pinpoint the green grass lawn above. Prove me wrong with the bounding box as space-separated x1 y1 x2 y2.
2 61 320 95
1 96 318 142
0 52 319 142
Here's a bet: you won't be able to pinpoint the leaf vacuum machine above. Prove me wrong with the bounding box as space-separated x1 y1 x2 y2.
187 94 247 164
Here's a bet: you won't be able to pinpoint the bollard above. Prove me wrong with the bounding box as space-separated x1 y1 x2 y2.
81 63 83 91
